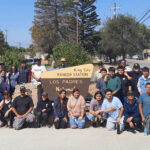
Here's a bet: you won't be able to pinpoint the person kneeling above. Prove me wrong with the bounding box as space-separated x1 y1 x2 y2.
67 88 86 129
12 86 35 130
54 90 68 129
101 89 124 133
34 92 52 128
124 91 142 133
88 91 105 127
0 90 14 128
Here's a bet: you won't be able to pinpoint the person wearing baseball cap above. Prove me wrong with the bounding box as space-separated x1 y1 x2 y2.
34 91 52 128
103 67 121 97
125 63 142 97
31 56 47 83
60 58 67 69
124 91 142 133
11 86 35 130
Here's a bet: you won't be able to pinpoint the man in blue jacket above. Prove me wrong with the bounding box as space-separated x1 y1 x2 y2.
124 91 142 133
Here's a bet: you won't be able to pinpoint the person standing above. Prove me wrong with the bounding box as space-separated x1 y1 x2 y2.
54 90 68 129
48 60 58 71
103 67 121 98
60 58 67 69
137 67 150 95
138 83 150 134
31 57 47 83
67 88 86 129
12 86 35 130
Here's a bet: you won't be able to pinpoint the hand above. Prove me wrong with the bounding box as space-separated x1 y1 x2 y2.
116 117 121 123
71 116 75 120
140 91 142 95
142 116 146 123
42 109 46 113
17 114 22 119
126 117 133 123
21 114 27 118
63 117 67 122
128 76 132 80
78 116 83 121
97 115 102 121
54 117 59 122
95 110 102 115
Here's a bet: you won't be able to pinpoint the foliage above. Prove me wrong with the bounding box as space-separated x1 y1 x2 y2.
52 43 92 67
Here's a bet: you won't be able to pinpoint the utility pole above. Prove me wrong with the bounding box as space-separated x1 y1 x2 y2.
5 30 8 42
111 1 120 18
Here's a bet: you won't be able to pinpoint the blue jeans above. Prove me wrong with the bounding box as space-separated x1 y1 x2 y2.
69 115 86 128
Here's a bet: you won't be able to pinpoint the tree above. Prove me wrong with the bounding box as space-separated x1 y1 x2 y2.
52 43 92 67
75 0 100 55
31 0 76 54
98 15 150 61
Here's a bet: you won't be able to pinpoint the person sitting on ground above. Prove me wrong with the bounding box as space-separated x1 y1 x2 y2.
18 60 30 84
54 90 68 129
116 66 132 104
137 67 150 95
34 92 52 128
0 70 10 95
48 60 58 71
67 88 86 129
101 89 124 132
12 86 35 130
124 63 142 98
0 90 14 128
103 67 121 98
124 91 142 133
31 57 47 83
96 68 107 96
9 66 19 96
138 83 150 134
60 58 67 69
88 91 105 127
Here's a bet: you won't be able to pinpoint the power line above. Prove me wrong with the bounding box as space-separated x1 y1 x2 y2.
141 15 150 24
137 9 150 24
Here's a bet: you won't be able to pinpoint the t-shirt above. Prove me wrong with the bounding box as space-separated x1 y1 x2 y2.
31 64 46 83
89 98 103 111
12 95 34 115
101 96 123 120
138 93 150 118
96 77 105 95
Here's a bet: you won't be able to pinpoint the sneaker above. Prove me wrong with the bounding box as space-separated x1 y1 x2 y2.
92 122 97 128
127 128 136 134
0 121 7 127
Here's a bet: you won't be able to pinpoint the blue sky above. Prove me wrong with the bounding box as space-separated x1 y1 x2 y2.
0 0 150 48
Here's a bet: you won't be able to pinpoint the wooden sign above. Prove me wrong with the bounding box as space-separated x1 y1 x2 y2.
41 64 94 100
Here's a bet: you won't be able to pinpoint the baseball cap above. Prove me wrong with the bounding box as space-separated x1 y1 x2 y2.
20 86 26 91
42 92 48 96
133 63 140 69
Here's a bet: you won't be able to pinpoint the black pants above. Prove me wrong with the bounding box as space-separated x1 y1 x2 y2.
34 109 50 125
124 117 142 129
0 110 14 126
54 118 67 129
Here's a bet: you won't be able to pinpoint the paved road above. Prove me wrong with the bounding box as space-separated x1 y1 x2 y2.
0 128 150 150
126 59 150 69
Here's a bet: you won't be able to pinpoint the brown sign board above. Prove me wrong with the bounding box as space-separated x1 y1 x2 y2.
41 64 94 100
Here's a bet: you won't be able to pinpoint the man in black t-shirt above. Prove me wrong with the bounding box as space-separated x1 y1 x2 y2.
12 86 35 130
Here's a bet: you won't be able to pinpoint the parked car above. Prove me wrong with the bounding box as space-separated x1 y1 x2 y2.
137 55 144 60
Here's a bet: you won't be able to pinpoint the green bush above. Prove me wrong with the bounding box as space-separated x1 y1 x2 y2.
0 50 24 71
52 43 92 67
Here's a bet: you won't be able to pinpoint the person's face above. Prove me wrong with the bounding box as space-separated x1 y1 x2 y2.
4 92 9 99
42 95 47 101
51 61 56 68
105 91 112 100
99 65 103 69
60 91 66 99
101 71 107 77
20 90 26 97
95 94 102 101
36 60 41 66
1 71 6 77
127 95 135 102
12 66 16 73
146 85 150 94
117 69 124 75
120 61 126 67
21 63 26 68
61 61 65 66
143 71 149 78
73 91 80 99
133 68 140 73
109 71 115 77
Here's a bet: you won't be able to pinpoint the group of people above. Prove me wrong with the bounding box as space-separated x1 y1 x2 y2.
0 58 150 135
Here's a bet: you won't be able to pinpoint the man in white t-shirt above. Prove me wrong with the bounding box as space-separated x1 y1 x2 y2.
31 58 47 83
